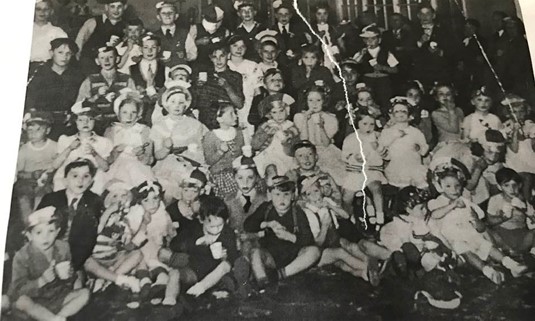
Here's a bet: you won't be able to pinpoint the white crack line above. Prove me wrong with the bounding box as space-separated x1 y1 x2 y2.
293 1 369 229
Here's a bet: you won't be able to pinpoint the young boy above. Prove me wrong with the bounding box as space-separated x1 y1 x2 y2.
8 207 90 321
487 168 535 256
353 25 398 113
15 110 57 222
76 46 136 134
153 1 197 67
234 2 266 61
129 33 166 97
191 4 230 68
117 18 144 74
76 0 128 75
192 41 244 129
286 140 341 204
243 176 320 291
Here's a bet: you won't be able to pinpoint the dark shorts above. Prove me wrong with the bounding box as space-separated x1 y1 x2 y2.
264 244 302 268
492 227 533 252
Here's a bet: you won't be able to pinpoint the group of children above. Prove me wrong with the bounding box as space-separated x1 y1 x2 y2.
5 0 535 319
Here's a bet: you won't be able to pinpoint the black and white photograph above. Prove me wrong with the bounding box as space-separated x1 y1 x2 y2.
1 0 535 320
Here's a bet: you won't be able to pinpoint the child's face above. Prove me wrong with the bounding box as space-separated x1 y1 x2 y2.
294 147 317 170
235 168 257 195
364 36 380 49
304 183 323 204
418 8 435 25
51 44 73 67
203 215 225 236
341 66 358 85
483 143 504 164
65 165 93 195
142 39 160 60
76 114 95 133
96 51 118 71
436 86 454 105
270 188 294 214
238 6 255 22
264 73 284 92
357 91 373 107
105 2 126 21
302 52 318 68
269 104 289 124
26 122 49 143
181 186 200 203
126 25 143 42
472 95 492 113
315 8 329 24
500 180 520 199
512 105 527 122
217 106 238 127
391 104 410 123
276 8 292 25
440 176 463 200
141 191 161 214
108 189 131 208
210 49 228 70
357 115 375 134
307 91 323 113
165 93 188 116
170 69 190 83
406 203 427 219
406 88 421 105
118 103 139 126
157 6 178 25
260 44 279 64
35 2 52 24
28 222 59 252
230 40 247 58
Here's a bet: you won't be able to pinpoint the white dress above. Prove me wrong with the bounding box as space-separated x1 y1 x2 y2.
254 120 296 177
53 133 113 195
463 113 502 142
506 139 535 174
105 123 155 188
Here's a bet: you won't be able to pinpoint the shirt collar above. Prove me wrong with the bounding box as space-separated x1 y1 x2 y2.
238 21 257 31
162 24 176 35
65 190 83 208
498 29 504 37
278 22 290 32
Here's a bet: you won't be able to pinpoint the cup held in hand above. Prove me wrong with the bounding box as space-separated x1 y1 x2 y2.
55 261 71 280
210 242 223 259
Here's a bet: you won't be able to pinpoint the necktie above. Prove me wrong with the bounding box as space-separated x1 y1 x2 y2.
282 25 288 37
243 195 252 212
69 198 78 219
166 29 173 39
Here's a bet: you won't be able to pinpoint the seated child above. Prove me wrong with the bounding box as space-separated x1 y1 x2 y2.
53 102 112 195
243 176 321 291
127 181 179 306
462 86 503 142
507 121 535 202
105 90 155 187
8 207 89 321
151 65 194 124
428 158 527 284
15 110 57 222
487 168 535 256
172 195 244 297
404 80 433 144
252 95 300 177
298 176 381 286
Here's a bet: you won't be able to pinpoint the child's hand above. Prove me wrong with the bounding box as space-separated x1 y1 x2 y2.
453 198 466 209
163 137 173 150
39 261 56 286
97 86 109 96
273 227 294 242
220 247 228 260
187 282 206 297
219 142 230 153
214 74 230 89
69 138 81 151
474 157 488 171
132 145 146 157
266 125 279 135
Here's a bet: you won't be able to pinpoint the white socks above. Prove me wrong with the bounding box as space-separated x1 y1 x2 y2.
502 256 528 277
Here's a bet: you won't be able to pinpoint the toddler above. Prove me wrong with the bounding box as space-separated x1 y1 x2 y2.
462 86 503 142
117 18 144 74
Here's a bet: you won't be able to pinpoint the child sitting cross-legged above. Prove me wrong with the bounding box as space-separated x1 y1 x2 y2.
427 157 528 284
8 207 89 321
243 176 321 292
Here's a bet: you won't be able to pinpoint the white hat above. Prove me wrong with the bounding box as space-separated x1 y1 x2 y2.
27 206 57 229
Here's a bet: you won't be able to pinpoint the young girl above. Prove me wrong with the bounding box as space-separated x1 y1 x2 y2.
104 90 155 188
428 158 527 284
53 102 112 195
151 85 208 202
430 84 468 160
298 176 381 286
341 110 386 225
291 45 335 97
127 181 180 305
9 207 89 321
117 18 144 75
254 32 281 74
293 85 345 185
252 95 300 177
462 86 503 142
378 97 429 188
202 102 245 198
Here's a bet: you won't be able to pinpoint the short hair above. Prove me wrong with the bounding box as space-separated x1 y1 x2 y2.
238 2 255 11
495 167 522 186
418 3 435 13
64 159 97 178
299 44 323 61
198 194 229 221
263 68 283 83
126 18 144 27
465 18 481 30
96 46 118 57
292 140 317 156
352 109 376 129
208 41 229 56
259 39 279 50
268 180 296 193
116 94 143 114
50 38 79 54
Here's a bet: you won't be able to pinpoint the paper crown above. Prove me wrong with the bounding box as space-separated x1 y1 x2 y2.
471 86 491 98
141 32 160 43
168 64 192 76
136 180 163 195
255 30 279 44
162 85 192 104
298 175 321 193
71 100 95 115
501 93 526 107
180 168 207 188
113 88 142 116
27 206 57 229
360 24 381 37
203 5 224 23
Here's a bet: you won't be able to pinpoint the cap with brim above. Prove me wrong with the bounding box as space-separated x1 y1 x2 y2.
340 59 359 69
203 5 224 23
168 64 192 77
23 110 53 126
71 100 96 116
155 1 176 10
270 175 294 188
360 25 381 38
255 30 279 44
27 206 57 229
291 140 315 155
97 0 127 4
236 1 255 11
299 175 321 194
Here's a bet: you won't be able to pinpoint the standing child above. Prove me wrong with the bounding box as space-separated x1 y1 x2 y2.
462 86 503 142
291 45 335 99
234 2 267 61
117 18 144 75
105 90 155 190
310 3 345 72
251 95 300 177
379 97 429 188
15 110 57 222
341 110 386 224
203 102 245 199
151 85 208 202
129 33 166 97
243 176 320 291
8 207 89 321
53 102 112 195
